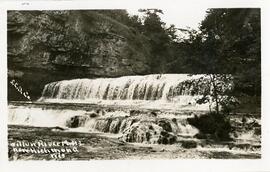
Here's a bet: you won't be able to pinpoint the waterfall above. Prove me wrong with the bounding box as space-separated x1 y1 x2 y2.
8 105 199 143
39 74 211 107
8 105 86 127
8 104 260 146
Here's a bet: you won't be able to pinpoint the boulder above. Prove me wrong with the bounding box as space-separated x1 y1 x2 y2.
158 119 173 132
66 115 89 128
121 121 177 144
50 126 66 132
86 111 99 118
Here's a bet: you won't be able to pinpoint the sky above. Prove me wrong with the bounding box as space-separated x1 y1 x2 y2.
127 8 209 30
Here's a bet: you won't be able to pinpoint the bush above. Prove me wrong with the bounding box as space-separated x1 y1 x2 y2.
187 112 232 141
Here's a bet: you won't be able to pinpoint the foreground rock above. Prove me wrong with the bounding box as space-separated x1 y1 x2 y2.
8 125 261 160
64 112 180 144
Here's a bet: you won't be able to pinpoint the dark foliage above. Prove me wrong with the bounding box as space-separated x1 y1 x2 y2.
8 9 261 110
126 8 260 99
187 113 232 141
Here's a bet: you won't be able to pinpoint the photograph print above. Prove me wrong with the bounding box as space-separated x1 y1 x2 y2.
7 8 261 160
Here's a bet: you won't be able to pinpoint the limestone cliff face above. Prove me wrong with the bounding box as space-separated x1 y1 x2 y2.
8 10 152 100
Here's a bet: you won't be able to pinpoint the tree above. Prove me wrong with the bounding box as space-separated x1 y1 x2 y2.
199 9 261 97
196 74 235 114
138 9 174 73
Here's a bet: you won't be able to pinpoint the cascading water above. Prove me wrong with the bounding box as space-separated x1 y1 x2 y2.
10 74 250 146
39 74 212 110
8 105 87 127
8 105 200 144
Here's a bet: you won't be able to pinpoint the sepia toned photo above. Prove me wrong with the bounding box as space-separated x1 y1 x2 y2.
7 8 261 160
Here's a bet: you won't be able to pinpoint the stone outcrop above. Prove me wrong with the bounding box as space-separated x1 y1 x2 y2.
8 10 151 100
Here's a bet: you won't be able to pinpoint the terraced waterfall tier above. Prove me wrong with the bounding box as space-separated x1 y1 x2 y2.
39 74 221 110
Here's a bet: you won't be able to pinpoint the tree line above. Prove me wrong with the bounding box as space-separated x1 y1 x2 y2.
98 8 261 113
101 9 260 139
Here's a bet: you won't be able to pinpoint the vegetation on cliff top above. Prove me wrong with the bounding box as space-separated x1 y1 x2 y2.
8 9 261 112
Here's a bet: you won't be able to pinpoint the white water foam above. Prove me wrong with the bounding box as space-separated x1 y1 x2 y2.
39 74 215 110
8 105 199 137
8 105 85 127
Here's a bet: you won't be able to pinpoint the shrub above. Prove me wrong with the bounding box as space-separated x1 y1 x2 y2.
187 112 232 141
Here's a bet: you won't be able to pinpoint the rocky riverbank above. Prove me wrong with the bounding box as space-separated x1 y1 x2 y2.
8 101 261 160
8 125 260 160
